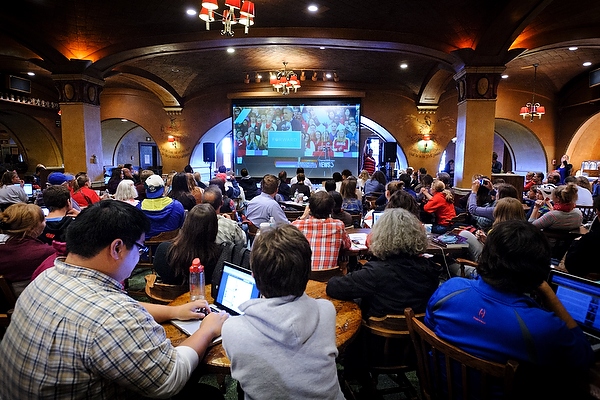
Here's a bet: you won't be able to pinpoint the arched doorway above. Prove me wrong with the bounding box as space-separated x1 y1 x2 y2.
565 111 600 175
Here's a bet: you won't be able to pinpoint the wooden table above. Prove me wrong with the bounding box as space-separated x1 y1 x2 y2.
163 280 362 373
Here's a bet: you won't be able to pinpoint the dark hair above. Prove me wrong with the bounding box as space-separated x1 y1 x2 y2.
371 170 387 186
324 179 336 192
278 170 287 182
309 191 334 219
167 204 220 282
399 173 411 188
297 173 305 183
341 169 352 178
340 178 358 199
202 185 223 211
418 167 427 175
250 224 311 298
208 178 225 194
329 190 343 212
261 174 279 195
420 174 434 187
594 195 600 212
183 165 193 173
496 183 519 199
296 167 305 174
386 181 404 197
43 185 71 211
477 220 550 293
241 168 249 177
169 172 190 195
66 200 150 258
332 172 343 182
386 190 420 219
1 170 18 186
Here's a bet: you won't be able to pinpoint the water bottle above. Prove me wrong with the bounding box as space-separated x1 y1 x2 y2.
189 258 205 301
294 189 299 202
269 216 275 227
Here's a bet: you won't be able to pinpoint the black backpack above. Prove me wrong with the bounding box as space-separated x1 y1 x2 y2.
211 241 252 298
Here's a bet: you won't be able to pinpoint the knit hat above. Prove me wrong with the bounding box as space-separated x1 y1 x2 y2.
537 183 556 199
47 172 74 185
145 175 165 199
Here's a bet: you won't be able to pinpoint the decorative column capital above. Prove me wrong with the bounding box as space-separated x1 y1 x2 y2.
53 74 104 106
454 66 505 103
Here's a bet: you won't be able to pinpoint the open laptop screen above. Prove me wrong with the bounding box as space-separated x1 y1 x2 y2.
214 262 260 315
23 183 33 197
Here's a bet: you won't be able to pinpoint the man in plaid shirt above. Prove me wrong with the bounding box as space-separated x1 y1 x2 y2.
293 191 351 270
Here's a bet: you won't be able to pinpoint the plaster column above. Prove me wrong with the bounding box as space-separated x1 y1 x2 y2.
53 74 105 181
453 67 504 188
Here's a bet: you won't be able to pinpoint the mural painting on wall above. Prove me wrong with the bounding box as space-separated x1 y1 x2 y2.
161 117 192 159
396 113 456 159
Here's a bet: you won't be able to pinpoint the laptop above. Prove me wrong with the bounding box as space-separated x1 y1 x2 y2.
372 211 383 227
23 183 33 197
171 262 260 343
548 270 600 351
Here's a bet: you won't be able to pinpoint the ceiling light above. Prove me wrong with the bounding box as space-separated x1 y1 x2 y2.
227 48 235 53
121 119 128 122
569 46 578 51
308 5 318 12
325 73 332 79
583 62 592 67
186 9 197 16
199 0 255 36
501 74 509 79
27 72 35 76
400 63 408 69
519 64 545 122
319 46 325 50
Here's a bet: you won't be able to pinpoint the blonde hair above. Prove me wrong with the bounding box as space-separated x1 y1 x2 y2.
492 197 525 223
553 183 578 205
114 179 138 201
369 208 428 259
432 180 453 203
358 170 370 181
0 203 45 239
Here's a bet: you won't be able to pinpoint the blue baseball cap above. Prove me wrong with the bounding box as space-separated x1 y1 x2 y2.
47 172 74 185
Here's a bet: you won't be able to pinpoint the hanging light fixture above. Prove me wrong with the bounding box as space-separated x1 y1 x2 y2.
199 0 255 36
270 62 301 95
519 64 545 122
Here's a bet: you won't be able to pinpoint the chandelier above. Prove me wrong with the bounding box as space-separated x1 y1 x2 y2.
199 0 255 36
270 62 301 95
519 64 545 122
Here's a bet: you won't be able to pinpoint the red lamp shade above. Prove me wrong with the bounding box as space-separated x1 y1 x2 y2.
289 74 298 85
519 106 529 116
168 135 175 143
279 76 288 85
537 106 546 115
270 74 278 85
225 0 241 9
199 7 211 21
240 1 255 17
202 0 219 10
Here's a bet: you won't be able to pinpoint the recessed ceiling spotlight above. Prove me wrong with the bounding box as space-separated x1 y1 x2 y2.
326 73 332 79
319 46 325 50
583 62 592 67
308 5 319 12
121 119 128 122
171 68 180 73
501 74 509 79
227 48 235 53
27 72 35 76
568 46 578 51
400 63 408 69
186 8 197 16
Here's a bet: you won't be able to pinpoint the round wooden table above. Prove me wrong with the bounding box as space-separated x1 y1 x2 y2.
163 280 362 373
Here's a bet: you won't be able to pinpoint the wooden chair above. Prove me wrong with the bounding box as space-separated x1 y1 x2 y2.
404 308 519 400
0 275 17 337
242 220 259 246
135 229 180 269
455 258 479 278
144 274 187 304
350 213 362 228
542 228 582 262
356 312 425 399
284 209 304 222
576 205 595 224
309 267 342 282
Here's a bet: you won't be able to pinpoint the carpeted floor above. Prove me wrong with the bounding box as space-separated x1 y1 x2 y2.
126 268 421 400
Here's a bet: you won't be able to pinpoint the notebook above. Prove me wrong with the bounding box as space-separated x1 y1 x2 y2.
170 262 260 343
548 270 600 351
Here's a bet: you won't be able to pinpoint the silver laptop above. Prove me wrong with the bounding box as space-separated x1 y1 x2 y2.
171 262 259 342
548 270 600 351
372 211 383 227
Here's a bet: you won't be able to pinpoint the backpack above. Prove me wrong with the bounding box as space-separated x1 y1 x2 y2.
211 241 252 298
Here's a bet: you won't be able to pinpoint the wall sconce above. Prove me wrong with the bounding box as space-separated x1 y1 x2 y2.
254 73 262 83
168 135 177 148
300 71 306 81
417 138 433 153
333 72 339 82
244 74 250 84
312 72 318 81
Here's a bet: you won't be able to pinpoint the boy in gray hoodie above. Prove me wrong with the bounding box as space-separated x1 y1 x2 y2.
221 224 345 400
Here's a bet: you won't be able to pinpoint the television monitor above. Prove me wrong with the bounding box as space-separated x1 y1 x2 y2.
232 99 361 179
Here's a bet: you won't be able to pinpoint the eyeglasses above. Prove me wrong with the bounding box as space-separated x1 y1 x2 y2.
133 241 148 256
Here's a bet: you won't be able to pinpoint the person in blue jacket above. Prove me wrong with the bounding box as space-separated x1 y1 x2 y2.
137 174 185 239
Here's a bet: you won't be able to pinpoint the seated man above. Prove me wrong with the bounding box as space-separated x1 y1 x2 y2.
137 174 185 238
426 220 593 395
292 191 351 270
246 174 289 226
202 185 247 248
238 168 260 201
221 224 345 400
0 200 228 399
39 184 79 245
290 167 313 191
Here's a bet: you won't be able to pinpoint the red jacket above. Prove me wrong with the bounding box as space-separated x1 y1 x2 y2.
424 191 456 226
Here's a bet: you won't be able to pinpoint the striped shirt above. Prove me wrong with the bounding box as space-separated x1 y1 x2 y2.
293 217 351 270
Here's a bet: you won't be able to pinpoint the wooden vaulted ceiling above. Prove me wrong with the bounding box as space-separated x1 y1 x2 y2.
1 0 600 107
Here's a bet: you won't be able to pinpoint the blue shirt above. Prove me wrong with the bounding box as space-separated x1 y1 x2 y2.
246 192 289 226
426 277 593 368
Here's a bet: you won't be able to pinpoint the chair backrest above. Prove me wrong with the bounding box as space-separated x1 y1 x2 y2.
542 228 582 261
576 205 595 224
309 267 342 282
404 308 519 400
284 210 304 222
0 275 17 330
136 229 180 269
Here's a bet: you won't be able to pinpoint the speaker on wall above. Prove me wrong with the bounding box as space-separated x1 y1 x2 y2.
383 142 397 162
203 142 215 162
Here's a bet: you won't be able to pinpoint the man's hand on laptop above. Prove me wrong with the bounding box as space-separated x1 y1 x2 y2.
199 311 230 339
175 299 212 320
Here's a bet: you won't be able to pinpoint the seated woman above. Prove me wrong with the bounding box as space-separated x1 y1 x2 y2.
340 177 362 215
421 179 456 234
168 172 196 211
363 170 386 196
329 191 353 227
114 179 139 207
153 204 221 285
290 173 311 200
385 189 420 219
426 220 594 397
529 182 582 231
0 203 56 295
327 207 440 318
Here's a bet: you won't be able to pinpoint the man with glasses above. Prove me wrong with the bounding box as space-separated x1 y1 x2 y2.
0 200 228 399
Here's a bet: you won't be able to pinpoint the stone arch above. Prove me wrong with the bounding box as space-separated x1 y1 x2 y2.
101 118 158 167
493 118 547 175
565 111 600 174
